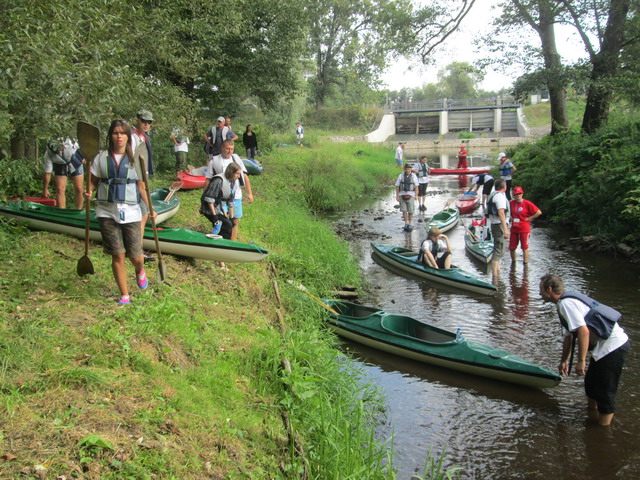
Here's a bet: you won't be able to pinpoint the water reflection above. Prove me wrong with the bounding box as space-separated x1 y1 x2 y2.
333 173 640 479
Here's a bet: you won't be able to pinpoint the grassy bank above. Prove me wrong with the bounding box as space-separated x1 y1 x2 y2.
0 142 411 478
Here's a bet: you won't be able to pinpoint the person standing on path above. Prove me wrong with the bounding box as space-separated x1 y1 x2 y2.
242 124 258 160
395 163 419 231
394 142 405 168
412 156 430 212
295 122 304 146
42 137 85 209
203 140 253 241
509 186 541 264
539 273 630 426
498 152 517 200
131 109 155 262
170 131 189 172
487 178 509 279
86 119 154 305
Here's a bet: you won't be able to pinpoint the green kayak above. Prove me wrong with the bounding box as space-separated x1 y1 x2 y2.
371 242 497 296
324 300 561 389
0 200 268 263
464 221 493 264
426 207 459 233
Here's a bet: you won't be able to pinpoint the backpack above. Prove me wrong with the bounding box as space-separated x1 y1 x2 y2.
485 191 508 217
558 291 622 340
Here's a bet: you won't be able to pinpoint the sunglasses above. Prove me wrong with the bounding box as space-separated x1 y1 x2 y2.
141 119 153 125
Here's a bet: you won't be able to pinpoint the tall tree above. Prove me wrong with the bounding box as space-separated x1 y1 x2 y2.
436 62 484 98
560 0 633 133
494 0 570 134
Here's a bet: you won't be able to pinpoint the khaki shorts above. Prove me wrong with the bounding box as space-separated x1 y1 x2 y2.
98 217 143 257
399 196 415 214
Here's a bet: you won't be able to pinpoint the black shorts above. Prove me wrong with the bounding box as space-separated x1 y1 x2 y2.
436 251 451 269
418 183 428 196
585 341 630 414
52 163 83 177
482 179 495 196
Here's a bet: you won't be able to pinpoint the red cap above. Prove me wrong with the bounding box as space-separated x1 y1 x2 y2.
513 186 524 194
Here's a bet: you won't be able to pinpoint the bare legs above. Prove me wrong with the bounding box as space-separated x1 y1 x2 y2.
111 253 145 297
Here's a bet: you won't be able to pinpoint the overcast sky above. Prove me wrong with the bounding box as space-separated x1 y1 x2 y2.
381 0 589 92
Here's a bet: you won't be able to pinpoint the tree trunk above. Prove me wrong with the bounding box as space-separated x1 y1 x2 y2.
538 5 568 134
581 0 629 134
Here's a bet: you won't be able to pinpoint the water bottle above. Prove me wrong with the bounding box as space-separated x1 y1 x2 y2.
456 328 462 341
212 221 222 235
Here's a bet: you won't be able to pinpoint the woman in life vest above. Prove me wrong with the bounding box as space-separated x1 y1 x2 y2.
86 119 154 305
200 162 242 240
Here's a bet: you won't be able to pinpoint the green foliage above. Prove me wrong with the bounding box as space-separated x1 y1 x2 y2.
415 447 463 480
512 119 640 246
0 157 42 197
303 106 381 131
458 132 476 139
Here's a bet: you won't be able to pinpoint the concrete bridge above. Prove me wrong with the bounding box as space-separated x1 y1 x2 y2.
365 97 529 143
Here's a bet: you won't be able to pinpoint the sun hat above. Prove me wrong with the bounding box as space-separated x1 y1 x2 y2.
217 116 225 123
498 152 507 159
137 109 154 121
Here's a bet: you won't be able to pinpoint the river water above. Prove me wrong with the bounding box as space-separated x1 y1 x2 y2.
331 155 640 479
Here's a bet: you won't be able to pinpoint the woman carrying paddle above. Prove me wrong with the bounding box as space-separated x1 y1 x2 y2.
85 119 154 305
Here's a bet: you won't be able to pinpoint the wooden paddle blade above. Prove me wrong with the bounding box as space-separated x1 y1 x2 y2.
76 255 95 276
156 261 168 283
133 142 148 180
77 122 100 161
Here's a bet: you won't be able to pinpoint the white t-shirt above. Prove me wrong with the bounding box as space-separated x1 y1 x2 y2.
174 137 189 153
90 153 142 223
558 297 629 361
421 239 447 259
488 191 508 225
395 172 418 197
395 146 404 161
413 162 429 184
205 154 248 200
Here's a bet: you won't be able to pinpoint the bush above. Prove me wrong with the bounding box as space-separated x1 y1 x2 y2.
512 121 640 247
0 157 42 198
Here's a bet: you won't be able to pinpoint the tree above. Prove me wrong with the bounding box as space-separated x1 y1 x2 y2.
491 0 570 134
559 0 634 133
436 62 484 98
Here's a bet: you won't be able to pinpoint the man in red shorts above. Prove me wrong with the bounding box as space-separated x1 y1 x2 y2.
509 186 542 264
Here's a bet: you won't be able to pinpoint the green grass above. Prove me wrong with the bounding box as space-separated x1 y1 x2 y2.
0 140 409 479
523 99 586 128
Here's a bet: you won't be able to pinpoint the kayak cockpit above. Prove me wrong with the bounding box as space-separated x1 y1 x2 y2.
381 315 455 344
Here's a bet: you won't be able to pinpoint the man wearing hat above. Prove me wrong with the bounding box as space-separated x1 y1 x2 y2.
509 186 541 264
132 109 155 262
204 117 236 156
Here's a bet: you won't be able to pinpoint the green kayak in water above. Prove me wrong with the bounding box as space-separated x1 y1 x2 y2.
323 300 561 389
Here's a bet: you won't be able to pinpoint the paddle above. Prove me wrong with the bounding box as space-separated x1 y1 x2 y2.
76 122 100 276
163 181 183 202
135 143 168 283
288 280 340 315
462 221 479 242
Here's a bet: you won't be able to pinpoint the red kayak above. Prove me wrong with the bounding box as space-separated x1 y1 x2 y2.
177 166 207 190
455 192 480 215
10 196 57 207
429 166 490 176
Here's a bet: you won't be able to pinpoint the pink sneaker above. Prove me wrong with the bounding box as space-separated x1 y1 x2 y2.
118 295 131 305
137 271 148 289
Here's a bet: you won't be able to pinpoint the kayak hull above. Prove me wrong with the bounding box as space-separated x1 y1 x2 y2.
455 192 479 215
177 167 207 190
371 242 497 296
0 201 268 263
430 167 491 175
323 300 561 389
464 223 494 264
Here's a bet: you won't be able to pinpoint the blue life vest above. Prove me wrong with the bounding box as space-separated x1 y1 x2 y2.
95 151 140 205
499 160 512 176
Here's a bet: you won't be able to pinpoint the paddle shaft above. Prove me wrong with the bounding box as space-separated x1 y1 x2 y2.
84 158 92 254
462 222 479 242
138 160 166 282
297 288 339 315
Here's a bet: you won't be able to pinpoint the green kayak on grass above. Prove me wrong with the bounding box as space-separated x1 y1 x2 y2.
0 199 268 263
323 300 561 389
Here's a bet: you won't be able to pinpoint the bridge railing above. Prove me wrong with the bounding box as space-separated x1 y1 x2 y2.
390 96 519 112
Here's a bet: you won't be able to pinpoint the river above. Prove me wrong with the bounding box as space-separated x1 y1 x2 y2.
331 155 640 479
